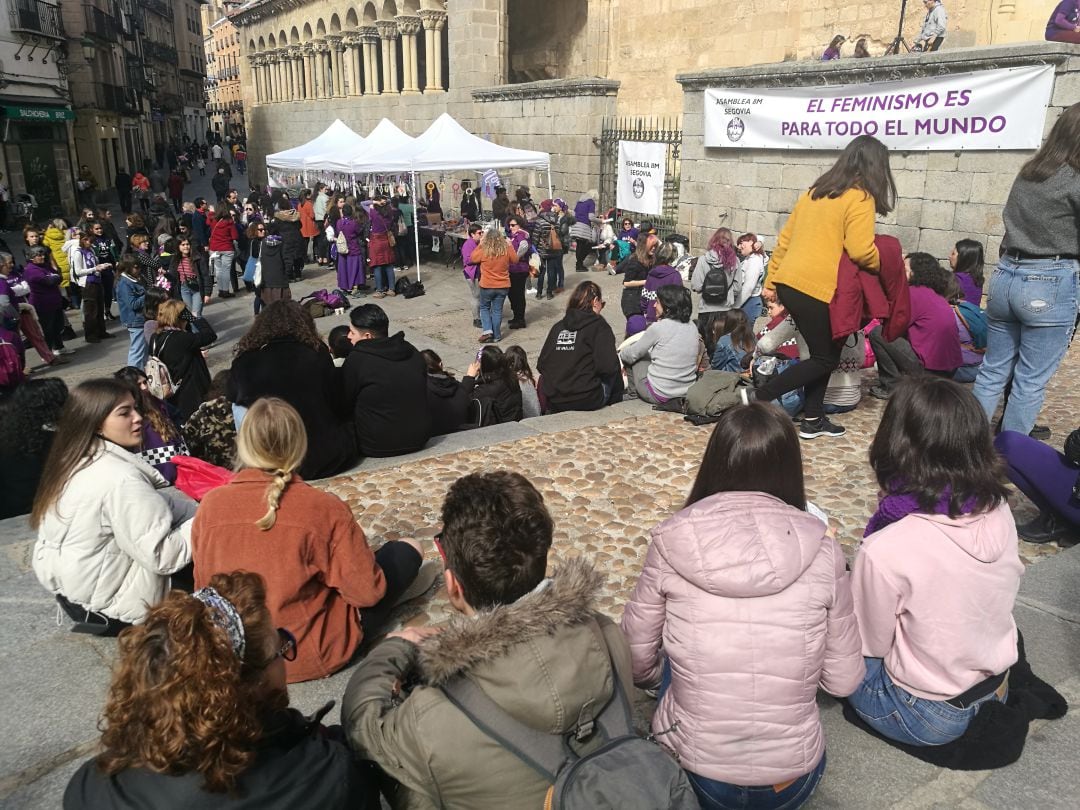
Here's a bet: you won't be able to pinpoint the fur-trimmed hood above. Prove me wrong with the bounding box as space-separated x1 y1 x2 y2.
420 557 604 686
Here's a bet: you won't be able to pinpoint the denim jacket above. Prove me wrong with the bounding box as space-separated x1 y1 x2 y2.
116 273 146 328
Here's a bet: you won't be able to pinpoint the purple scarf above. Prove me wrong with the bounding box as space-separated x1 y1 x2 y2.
864 486 977 536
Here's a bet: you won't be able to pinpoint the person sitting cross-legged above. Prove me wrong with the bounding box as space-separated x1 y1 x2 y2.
341 471 634 810
341 303 431 457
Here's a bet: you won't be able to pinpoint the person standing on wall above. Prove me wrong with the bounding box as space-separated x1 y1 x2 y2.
972 103 1080 437
914 0 947 51
1044 0 1080 43
753 135 895 440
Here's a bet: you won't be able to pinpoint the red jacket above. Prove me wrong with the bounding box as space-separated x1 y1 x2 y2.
208 217 237 252
167 173 184 198
829 235 910 342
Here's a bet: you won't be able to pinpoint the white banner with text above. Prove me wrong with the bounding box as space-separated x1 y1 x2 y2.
704 65 1054 151
616 140 666 215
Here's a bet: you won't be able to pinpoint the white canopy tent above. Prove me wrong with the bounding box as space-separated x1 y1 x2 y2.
265 119 365 173
345 114 552 280
314 118 414 175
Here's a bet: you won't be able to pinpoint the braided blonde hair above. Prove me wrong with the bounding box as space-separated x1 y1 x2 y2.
235 398 308 531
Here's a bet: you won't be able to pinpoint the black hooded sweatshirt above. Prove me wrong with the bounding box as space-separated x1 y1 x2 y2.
425 372 476 436
537 308 620 407
342 332 431 457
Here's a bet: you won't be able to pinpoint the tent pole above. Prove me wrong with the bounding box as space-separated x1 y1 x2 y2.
412 171 421 283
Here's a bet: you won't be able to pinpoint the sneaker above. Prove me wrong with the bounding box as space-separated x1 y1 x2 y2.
373 291 386 299
799 416 846 439
472 318 483 328
56 348 76 356
608 266 617 275
868 384 891 400
492 335 503 343
392 559 442 606
1029 424 1052 440
535 291 543 300
478 333 493 343
546 291 554 300
48 356 70 365
386 290 397 297
508 319 526 329
1016 511 1078 545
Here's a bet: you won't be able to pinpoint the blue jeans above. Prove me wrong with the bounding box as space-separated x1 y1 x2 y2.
952 364 981 383
479 287 508 340
973 256 1079 434
536 256 561 295
127 326 147 370
180 283 204 319
658 658 825 810
846 657 1006 747
688 754 826 810
741 295 764 323
211 250 234 294
373 265 394 292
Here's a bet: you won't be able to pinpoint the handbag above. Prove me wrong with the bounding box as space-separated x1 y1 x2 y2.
253 258 262 287
336 231 349 255
243 254 257 283
172 455 234 501
387 232 396 248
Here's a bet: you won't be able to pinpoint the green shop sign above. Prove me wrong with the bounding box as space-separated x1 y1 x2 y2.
3 105 75 122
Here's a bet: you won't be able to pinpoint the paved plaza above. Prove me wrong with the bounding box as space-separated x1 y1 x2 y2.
4 172 1080 808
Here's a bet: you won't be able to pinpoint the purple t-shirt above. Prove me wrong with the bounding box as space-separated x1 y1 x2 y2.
641 264 684 324
955 271 982 306
1046 0 1079 38
907 286 962 371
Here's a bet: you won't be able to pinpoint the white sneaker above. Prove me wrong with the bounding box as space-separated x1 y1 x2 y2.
392 559 442 607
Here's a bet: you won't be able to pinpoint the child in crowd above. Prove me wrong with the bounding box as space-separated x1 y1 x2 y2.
620 285 700 404
641 243 684 327
707 309 757 373
868 254 961 399
342 471 636 809
328 324 352 367
946 275 986 383
192 397 437 684
849 376 1021 746
734 233 768 322
472 345 524 424
622 403 863 809
949 238 985 306
505 345 541 418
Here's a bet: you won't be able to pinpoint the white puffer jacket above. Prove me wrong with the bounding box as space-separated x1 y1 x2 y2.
621 491 865 786
33 441 196 624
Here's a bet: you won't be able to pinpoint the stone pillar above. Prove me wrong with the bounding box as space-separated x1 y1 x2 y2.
313 42 329 99
277 51 288 101
265 54 276 102
326 35 345 98
419 9 447 92
289 47 303 101
250 55 262 103
344 33 362 96
302 43 315 100
375 20 400 94
395 15 422 94
359 27 380 95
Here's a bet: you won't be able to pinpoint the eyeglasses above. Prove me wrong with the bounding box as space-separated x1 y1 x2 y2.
508 223 520 229
253 627 296 669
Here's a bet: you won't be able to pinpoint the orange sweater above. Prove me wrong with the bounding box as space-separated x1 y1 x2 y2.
471 245 512 289
192 469 386 683
766 187 881 304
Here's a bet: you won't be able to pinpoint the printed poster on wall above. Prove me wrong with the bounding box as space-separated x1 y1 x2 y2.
704 66 1054 151
617 141 666 215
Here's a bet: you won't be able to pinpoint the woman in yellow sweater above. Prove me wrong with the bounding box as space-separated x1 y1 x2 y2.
754 135 895 439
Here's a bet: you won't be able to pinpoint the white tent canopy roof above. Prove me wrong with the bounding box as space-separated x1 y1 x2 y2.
316 118 414 174
342 113 550 174
265 120 365 171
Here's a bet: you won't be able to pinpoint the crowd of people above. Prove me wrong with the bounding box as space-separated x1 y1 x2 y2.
2 93 1079 810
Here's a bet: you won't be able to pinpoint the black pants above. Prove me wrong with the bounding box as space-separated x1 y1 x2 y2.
868 326 924 390
358 541 423 638
313 220 327 261
508 271 528 322
81 282 107 341
39 308 64 349
754 284 841 419
118 191 132 213
546 372 625 413
575 239 594 272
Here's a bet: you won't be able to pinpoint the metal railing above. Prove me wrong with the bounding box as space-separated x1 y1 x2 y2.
8 0 64 39
138 0 170 19
78 82 139 114
143 39 178 64
83 3 118 43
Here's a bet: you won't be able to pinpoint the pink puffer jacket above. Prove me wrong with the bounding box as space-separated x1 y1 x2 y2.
620 491 864 786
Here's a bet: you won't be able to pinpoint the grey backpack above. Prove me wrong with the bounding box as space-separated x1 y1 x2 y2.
441 624 699 810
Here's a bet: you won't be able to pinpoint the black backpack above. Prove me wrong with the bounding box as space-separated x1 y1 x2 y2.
441 622 699 810
700 258 730 305
394 277 426 299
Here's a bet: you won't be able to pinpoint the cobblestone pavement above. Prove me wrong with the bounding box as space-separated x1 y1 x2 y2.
317 341 1079 630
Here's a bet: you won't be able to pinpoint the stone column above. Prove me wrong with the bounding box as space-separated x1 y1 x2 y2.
302 43 315 100
327 35 345 98
313 41 329 99
419 9 447 92
277 50 289 101
375 20 400 94
250 55 262 103
289 47 303 101
359 27 380 95
395 15 422 94
345 33 362 96
265 54 277 102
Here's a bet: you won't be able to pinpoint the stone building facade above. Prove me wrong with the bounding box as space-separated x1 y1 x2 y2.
205 9 245 139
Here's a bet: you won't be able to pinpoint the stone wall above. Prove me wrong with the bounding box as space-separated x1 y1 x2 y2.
675 42 1079 265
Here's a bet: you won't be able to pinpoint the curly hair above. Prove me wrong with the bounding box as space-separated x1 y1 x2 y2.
234 300 324 356
96 571 286 793
0 378 68 456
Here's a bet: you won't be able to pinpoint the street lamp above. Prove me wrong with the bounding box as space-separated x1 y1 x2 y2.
80 37 96 62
